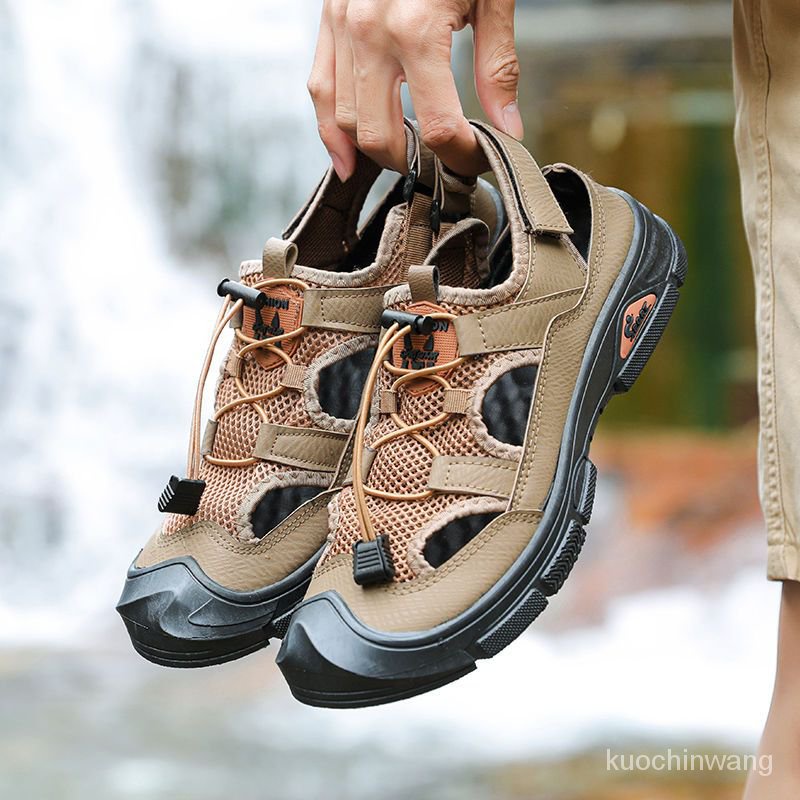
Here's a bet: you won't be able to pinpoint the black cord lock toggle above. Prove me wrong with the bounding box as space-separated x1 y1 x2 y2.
402 167 418 203
380 309 435 336
429 197 441 235
217 279 268 309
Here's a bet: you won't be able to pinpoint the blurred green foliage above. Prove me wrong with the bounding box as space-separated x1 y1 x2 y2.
456 3 756 430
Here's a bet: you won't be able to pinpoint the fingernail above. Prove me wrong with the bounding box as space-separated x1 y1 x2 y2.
502 101 524 140
329 152 352 182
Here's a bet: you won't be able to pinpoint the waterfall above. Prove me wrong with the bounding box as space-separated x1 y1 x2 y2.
0 0 325 643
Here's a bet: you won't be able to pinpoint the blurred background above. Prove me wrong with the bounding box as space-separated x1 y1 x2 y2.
0 1 774 798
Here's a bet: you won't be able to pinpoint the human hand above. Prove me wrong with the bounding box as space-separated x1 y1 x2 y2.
308 0 521 179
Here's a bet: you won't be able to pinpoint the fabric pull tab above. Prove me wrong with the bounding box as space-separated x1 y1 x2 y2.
408 265 440 304
380 389 398 414
200 419 219 457
280 363 306 391
262 237 299 279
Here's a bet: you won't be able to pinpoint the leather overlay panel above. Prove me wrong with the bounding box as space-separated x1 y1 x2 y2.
305 510 543 632
454 288 582 356
511 186 635 511
427 455 518 498
471 121 572 235
200 419 219 457
301 285 393 333
252 422 349 472
137 490 336 591
524 235 587 299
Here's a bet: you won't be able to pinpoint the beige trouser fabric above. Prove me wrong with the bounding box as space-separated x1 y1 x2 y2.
733 0 800 581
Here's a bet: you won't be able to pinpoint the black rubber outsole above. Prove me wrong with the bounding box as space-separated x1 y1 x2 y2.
276 191 687 707
116 549 319 668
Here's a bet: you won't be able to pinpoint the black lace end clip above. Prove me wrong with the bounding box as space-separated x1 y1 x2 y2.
353 535 395 586
158 475 206 515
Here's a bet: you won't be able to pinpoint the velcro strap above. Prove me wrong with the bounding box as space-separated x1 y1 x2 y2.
380 390 397 414
428 455 518 498
252 423 349 472
200 419 218 456
280 363 306 391
301 285 392 333
443 388 471 414
470 121 573 236
454 287 582 356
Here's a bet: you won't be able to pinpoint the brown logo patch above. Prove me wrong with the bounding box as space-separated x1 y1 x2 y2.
390 301 459 394
243 286 303 370
620 293 656 359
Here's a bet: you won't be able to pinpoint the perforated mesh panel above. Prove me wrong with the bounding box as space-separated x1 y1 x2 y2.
327 489 469 582
366 430 434 497
325 295 541 583
161 210 413 541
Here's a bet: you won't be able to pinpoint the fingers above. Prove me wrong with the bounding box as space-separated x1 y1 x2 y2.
349 0 484 176
348 2 407 172
329 0 357 141
402 35 487 176
310 0 512 178
473 0 523 140
308 2 357 181
351 53 407 173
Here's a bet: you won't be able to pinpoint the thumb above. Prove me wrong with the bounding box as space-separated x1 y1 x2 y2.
472 0 523 140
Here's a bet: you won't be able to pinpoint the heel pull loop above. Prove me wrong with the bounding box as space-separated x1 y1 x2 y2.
408 265 440 305
262 237 299 280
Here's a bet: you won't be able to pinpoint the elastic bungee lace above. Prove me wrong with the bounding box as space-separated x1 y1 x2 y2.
352 313 464 542
185 277 309 479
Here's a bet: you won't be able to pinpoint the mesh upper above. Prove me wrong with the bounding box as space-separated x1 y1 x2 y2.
162 202 416 541
323 292 542 583
161 175 504 551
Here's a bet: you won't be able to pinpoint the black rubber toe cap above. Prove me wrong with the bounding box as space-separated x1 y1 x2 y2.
116 552 328 668
275 593 476 708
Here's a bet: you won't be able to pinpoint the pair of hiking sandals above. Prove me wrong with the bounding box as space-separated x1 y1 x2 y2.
117 120 686 708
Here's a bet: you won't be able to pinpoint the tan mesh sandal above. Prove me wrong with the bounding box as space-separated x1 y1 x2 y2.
277 121 687 707
116 123 505 667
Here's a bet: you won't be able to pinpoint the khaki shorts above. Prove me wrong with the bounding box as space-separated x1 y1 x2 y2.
734 0 800 581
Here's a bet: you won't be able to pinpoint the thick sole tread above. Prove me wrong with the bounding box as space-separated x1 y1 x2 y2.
540 520 587 597
476 589 549 657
